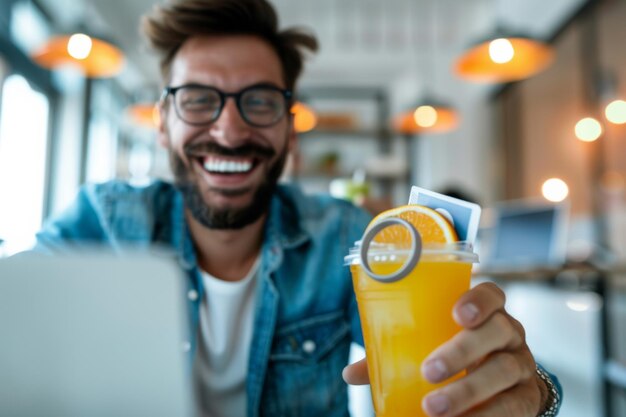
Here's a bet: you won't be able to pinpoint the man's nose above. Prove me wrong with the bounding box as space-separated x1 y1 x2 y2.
209 97 251 146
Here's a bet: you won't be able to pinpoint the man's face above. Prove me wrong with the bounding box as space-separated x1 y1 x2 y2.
158 35 295 229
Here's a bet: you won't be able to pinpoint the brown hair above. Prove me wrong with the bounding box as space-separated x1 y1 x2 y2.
141 0 318 91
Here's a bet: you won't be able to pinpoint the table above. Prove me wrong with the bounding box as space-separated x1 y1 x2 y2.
475 263 626 417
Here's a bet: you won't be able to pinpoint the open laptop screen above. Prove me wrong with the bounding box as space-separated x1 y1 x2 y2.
484 200 569 270
0 251 195 417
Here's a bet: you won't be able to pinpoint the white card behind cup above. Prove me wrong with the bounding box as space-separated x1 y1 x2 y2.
408 186 481 244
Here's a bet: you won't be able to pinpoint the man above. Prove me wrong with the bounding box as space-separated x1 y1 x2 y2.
35 0 561 416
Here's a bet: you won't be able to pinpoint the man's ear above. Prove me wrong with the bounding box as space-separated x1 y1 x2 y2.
155 101 168 149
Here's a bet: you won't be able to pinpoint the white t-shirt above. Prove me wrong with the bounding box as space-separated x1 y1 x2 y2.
193 257 260 417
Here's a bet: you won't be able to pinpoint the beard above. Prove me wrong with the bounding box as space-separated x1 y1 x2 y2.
169 138 288 230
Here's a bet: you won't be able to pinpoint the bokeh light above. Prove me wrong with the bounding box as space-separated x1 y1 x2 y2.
575 117 602 142
67 33 92 60
489 38 515 64
413 105 438 128
605 99 626 125
542 178 569 202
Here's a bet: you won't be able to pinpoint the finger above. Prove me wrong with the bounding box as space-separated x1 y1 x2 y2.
507 313 527 343
342 357 369 385
453 282 506 328
422 351 536 417
422 312 524 383
458 381 540 417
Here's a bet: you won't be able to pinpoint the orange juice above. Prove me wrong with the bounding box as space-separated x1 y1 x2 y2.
350 251 473 417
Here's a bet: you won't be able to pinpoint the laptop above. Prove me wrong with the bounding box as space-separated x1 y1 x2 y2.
478 199 569 272
0 250 195 417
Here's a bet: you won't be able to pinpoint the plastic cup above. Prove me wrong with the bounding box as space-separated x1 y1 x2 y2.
345 218 478 417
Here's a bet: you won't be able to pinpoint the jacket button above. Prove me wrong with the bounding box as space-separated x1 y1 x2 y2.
302 340 316 354
187 289 199 301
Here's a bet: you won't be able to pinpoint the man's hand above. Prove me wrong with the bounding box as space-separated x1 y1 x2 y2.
343 282 549 417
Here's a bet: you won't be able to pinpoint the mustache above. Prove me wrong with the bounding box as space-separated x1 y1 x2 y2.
184 142 275 159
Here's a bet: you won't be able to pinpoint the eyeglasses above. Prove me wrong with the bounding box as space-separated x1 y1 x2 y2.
161 83 293 127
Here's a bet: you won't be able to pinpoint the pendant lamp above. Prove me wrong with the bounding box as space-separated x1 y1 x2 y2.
393 98 459 134
31 32 124 78
393 0 459 135
455 28 554 83
127 103 160 129
291 101 318 133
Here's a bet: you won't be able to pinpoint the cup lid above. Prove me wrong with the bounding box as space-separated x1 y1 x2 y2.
344 240 479 265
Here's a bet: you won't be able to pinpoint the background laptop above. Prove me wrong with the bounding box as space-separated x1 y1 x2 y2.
478 199 569 272
0 251 195 417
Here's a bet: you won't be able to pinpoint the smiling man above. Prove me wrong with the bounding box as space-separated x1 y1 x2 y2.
33 0 561 416
164 36 292 232
159 34 298 280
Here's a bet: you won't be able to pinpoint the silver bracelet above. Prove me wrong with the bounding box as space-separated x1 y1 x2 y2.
536 365 561 416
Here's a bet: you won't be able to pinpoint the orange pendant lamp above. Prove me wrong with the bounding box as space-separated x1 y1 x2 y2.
291 101 318 133
393 98 460 134
127 103 161 129
394 0 460 135
31 32 124 78
455 29 554 83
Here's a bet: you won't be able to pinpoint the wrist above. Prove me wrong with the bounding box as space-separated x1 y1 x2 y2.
535 365 560 416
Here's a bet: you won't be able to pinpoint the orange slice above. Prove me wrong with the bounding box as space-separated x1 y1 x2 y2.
367 204 458 245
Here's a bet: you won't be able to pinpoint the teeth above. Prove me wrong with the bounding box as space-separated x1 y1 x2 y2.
203 159 253 173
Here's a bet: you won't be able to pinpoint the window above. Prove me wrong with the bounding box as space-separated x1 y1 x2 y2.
85 113 118 183
0 73 50 253
85 80 124 183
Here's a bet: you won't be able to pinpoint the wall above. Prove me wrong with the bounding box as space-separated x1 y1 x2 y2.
519 21 591 213
599 0 626 180
502 0 626 217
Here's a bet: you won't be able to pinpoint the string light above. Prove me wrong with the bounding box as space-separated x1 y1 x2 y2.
575 117 602 142
605 99 626 125
542 178 569 202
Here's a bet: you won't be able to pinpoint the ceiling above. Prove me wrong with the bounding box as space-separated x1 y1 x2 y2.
35 0 587 100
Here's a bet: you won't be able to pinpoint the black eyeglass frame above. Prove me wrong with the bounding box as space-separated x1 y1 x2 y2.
160 83 293 127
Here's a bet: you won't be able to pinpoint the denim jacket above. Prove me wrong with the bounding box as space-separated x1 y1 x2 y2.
35 180 372 417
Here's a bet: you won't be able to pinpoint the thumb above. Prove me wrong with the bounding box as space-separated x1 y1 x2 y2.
342 357 370 385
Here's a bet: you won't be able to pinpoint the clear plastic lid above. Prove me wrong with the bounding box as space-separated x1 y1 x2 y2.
344 240 479 266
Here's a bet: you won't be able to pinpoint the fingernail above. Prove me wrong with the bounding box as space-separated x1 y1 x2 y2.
459 303 479 322
341 366 348 382
423 393 450 415
422 359 448 382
